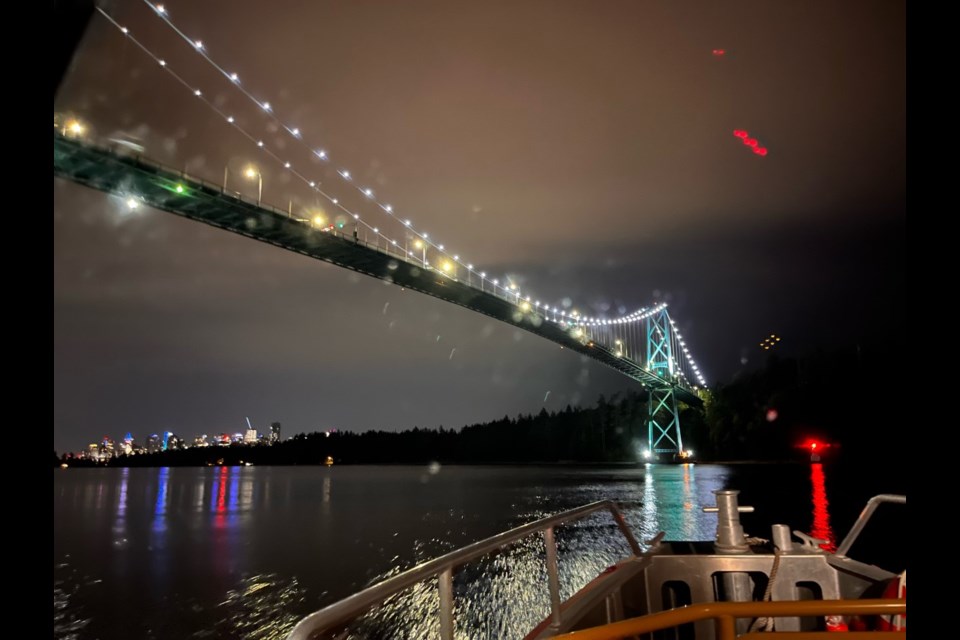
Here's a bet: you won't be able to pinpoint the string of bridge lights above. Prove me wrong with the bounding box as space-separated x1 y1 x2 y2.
96 3 707 385
140 1 548 313
136 1 666 329
669 317 706 386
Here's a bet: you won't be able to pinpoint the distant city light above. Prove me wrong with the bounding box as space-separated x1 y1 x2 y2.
760 334 782 350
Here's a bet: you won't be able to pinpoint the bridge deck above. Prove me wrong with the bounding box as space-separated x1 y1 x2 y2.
54 133 701 406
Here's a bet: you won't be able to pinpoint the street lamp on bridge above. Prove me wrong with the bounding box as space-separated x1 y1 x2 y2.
223 164 264 206
244 165 263 206
413 238 426 267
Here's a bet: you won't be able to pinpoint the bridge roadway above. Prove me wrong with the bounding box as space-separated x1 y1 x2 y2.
54 133 701 406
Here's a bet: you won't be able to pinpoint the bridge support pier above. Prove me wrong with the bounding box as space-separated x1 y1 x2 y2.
647 387 682 459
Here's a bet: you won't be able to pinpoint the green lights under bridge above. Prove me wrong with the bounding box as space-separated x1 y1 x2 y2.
53 133 703 457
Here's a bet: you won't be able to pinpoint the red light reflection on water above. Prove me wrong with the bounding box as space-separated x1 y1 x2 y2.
810 463 836 552
215 466 229 528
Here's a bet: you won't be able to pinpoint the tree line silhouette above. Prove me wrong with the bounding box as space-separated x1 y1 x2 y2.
56 341 891 467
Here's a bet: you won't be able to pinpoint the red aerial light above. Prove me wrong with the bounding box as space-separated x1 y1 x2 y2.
745 138 758 147
733 130 748 139
712 49 726 56
754 147 768 156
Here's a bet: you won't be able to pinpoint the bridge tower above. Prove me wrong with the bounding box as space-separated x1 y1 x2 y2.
646 309 683 458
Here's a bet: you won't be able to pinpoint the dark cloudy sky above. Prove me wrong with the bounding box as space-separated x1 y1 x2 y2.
54 0 904 453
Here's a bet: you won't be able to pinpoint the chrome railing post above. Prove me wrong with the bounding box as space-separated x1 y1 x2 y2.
438 567 454 640
608 505 643 556
835 494 906 558
544 526 562 629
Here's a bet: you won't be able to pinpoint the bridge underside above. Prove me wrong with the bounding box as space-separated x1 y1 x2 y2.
54 134 701 407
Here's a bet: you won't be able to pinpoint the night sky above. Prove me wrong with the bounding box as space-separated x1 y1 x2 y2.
54 0 904 454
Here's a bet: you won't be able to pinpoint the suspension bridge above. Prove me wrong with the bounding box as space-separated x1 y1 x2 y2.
54 0 707 459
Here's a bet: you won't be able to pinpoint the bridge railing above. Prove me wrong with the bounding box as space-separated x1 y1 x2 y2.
87 137 542 305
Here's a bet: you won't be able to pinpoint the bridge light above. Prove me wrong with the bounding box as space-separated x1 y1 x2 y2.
261 101 271 111
353 214 359 220
309 181 316 188
194 89 202 96
332 198 338 205
226 116 234 123
194 40 203 50
364 188 373 197
316 149 327 159
159 59 166 67
125 197 140 210
156 4 166 14
64 119 85 137
385 205 393 212
230 72 239 83
404 220 411 226
284 162 291 169
438 244 444 250
340 170 350 179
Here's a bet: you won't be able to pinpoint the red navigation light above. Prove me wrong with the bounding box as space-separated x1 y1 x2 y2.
733 131 769 156
712 49 726 56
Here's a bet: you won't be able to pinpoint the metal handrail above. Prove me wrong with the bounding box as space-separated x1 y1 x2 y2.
556 599 906 640
286 500 642 640
835 494 906 558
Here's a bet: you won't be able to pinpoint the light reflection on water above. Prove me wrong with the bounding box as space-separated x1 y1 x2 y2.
55 463 850 640
809 463 836 552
